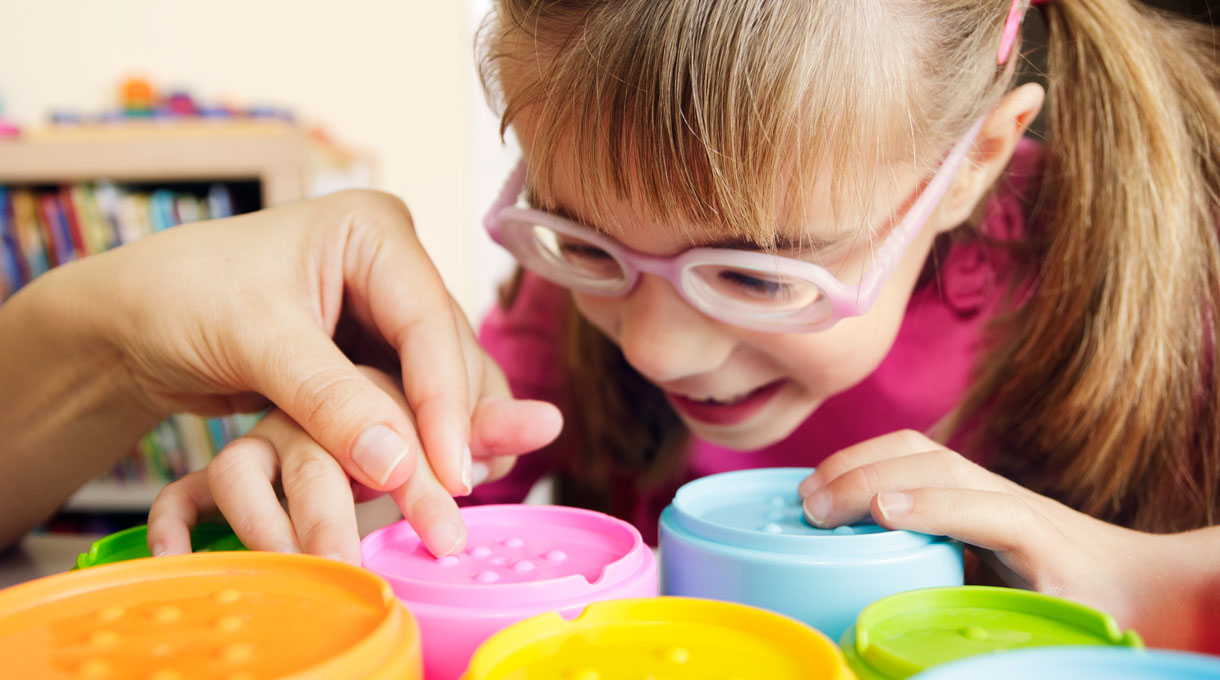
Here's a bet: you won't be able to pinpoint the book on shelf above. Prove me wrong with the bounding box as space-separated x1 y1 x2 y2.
0 180 262 514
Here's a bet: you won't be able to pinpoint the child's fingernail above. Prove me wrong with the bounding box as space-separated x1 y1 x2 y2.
461 445 473 495
321 552 344 562
279 544 301 554
151 543 166 557
803 491 832 527
433 517 466 556
877 491 913 522
798 471 822 498
352 425 409 486
471 462 490 488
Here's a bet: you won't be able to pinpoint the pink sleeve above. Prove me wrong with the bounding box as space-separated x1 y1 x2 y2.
459 273 571 506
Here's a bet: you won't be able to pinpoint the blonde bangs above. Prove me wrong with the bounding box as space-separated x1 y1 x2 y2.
480 1 930 250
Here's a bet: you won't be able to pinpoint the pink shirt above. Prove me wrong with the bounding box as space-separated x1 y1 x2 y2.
464 139 1044 543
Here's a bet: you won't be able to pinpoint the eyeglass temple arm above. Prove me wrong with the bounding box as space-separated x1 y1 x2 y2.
483 161 529 235
857 117 986 306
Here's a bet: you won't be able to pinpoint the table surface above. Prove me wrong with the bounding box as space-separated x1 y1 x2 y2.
0 533 98 589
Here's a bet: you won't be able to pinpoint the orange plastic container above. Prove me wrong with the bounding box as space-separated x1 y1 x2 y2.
0 552 422 679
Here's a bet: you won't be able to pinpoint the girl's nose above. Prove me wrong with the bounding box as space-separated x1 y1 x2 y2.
616 274 736 384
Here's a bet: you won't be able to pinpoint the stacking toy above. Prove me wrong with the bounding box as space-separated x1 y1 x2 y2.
0 552 423 679
362 504 658 680
75 520 245 569
841 586 1143 680
659 468 963 639
463 596 855 680
910 647 1220 679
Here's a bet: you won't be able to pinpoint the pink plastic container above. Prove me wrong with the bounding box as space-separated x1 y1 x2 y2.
361 504 658 680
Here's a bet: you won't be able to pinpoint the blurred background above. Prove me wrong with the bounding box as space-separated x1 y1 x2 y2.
0 0 1214 533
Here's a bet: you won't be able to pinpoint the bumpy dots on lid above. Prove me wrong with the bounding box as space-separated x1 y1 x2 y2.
842 586 1143 680
910 647 1220 680
0 552 422 679
361 505 655 611
666 468 941 555
75 521 245 569
463 596 854 680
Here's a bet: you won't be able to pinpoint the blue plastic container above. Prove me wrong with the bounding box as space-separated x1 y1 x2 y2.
911 647 1220 679
658 467 964 640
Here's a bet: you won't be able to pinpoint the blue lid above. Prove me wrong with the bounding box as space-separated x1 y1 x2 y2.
911 647 1220 679
665 468 946 555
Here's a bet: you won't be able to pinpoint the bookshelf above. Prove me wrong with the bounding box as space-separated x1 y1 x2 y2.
0 119 373 525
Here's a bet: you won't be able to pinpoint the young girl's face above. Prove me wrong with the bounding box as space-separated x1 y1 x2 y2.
519 125 950 451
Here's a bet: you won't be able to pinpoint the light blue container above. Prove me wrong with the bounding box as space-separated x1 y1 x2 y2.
911 647 1220 679
658 467 963 640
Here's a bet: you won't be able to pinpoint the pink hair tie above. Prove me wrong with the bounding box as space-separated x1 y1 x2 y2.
998 0 1048 66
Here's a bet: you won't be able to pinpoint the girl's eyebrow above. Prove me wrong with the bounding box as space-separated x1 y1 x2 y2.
529 190 845 252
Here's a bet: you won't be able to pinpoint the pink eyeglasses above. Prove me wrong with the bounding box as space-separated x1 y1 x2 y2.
484 117 983 333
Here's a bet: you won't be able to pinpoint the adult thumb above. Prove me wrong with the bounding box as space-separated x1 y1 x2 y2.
244 312 423 491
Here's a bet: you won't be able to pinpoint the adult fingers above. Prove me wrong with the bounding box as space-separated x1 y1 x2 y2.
802 448 1007 528
341 194 472 497
148 470 215 557
246 309 421 493
797 429 942 497
263 415 362 565
207 436 301 554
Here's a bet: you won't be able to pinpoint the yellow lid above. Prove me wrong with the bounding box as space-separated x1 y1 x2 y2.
0 552 421 679
464 597 854 680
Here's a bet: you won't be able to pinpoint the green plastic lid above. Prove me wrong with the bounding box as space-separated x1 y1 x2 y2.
840 586 1144 680
74 521 246 569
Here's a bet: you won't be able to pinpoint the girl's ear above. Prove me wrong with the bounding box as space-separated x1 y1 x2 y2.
933 82 1046 232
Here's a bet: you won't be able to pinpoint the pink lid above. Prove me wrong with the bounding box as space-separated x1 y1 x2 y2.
362 505 655 612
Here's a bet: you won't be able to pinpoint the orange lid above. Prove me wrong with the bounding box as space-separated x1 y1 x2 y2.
0 552 421 679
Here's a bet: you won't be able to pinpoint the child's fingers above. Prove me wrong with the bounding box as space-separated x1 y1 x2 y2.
147 470 215 557
868 487 1062 582
270 421 362 565
387 454 466 557
470 397 564 460
802 448 1007 528
207 436 301 554
798 429 941 498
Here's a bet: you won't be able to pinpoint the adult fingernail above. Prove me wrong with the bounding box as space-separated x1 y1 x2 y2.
877 491 913 522
798 471 822 498
151 543 166 557
461 444 473 495
803 491 832 527
352 425 409 486
471 462 490 488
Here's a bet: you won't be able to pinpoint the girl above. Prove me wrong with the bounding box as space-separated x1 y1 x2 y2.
150 0 1220 650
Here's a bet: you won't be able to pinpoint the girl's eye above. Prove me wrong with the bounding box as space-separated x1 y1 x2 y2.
716 269 791 300
558 241 613 262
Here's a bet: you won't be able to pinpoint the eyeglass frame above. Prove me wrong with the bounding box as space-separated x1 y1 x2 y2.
482 116 984 333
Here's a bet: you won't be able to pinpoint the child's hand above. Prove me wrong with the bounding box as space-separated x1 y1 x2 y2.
146 366 562 563
796 430 1199 646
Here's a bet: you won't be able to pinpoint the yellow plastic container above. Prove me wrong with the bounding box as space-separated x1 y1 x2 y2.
0 551 422 679
463 596 855 680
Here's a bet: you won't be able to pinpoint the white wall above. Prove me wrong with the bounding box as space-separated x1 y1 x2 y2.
0 0 517 317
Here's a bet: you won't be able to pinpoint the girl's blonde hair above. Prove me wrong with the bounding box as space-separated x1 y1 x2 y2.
479 0 1220 532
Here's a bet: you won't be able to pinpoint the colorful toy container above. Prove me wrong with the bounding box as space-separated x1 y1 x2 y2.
463 596 855 680
659 468 963 640
74 520 245 569
0 552 423 679
841 586 1144 680
910 647 1220 679
362 504 658 680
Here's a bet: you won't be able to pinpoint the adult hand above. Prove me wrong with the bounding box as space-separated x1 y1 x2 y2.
796 430 1215 650
28 189 560 550
148 366 560 561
